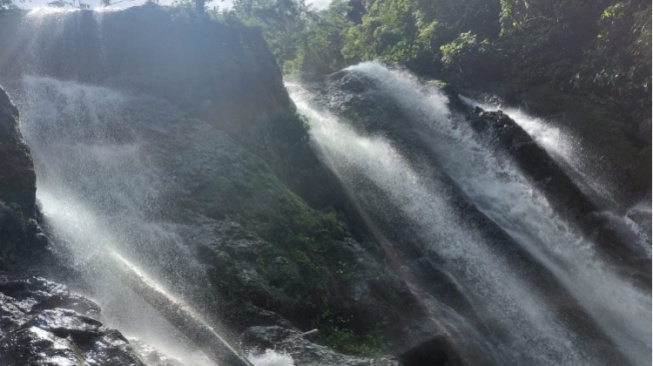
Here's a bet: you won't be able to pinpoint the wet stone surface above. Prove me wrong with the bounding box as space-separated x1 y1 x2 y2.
0 276 145 366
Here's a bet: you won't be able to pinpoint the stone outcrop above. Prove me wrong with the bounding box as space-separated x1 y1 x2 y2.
0 6 332 209
0 86 48 273
0 87 35 217
0 13 426 364
0 276 146 366
467 107 651 282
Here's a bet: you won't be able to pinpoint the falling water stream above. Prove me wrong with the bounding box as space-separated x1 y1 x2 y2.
288 62 651 366
4 8 293 366
459 95 652 258
459 95 617 210
2 7 649 366
16 75 226 366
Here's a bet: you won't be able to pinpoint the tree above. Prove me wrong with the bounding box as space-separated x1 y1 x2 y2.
295 0 352 76
338 0 501 76
232 0 312 72
341 0 421 65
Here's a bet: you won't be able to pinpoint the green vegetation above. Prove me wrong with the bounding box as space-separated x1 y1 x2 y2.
2 0 647 357
211 1 651 351
319 325 384 356
193 134 386 354
226 0 650 143
3 0 648 136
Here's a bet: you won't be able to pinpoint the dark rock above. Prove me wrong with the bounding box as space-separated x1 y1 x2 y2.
468 108 651 281
0 86 51 273
241 326 399 366
398 337 463 366
0 200 51 272
330 70 370 94
0 86 35 217
0 6 329 210
0 276 145 366
301 69 639 365
501 88 650 206
195 216 430 349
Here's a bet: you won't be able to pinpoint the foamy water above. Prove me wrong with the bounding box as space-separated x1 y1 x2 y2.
248 350 295 366
288 62 652 366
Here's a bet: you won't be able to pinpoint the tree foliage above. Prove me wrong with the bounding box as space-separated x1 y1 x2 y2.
294 0 351 76
229 0 650 138
577 1 651 100
493 0 651 127
440 32 500 84
340 0 500 76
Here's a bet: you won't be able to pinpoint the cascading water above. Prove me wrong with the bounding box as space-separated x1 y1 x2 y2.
3 5 649 366
3 7 296 366
459 96 616 209
15 74 229 366
288 62 651 366
458 95 652 257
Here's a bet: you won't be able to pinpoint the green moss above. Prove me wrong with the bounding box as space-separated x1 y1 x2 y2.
319 326 385 357
193 134 382 354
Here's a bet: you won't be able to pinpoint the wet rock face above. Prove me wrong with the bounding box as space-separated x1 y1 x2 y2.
468 108 651 279
0 86 49 273
197 216 430 352
0 86 36 217
241 326 399 366
0 6 292 168
0 276 145 366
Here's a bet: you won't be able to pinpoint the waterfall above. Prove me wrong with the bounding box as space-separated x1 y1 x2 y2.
288 62 651 366
3 6 649 366
2 8 286 366
459 95 616 209
15 74 227 365
458 96 652 258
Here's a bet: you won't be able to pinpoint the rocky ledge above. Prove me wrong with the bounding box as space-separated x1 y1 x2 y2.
0 85 147 365
466 107 651 282
0 276 146 366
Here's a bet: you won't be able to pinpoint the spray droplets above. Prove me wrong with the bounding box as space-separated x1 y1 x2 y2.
247 350 295 366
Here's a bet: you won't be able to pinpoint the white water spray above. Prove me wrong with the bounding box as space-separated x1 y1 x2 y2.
458 95 621 209
15 75 255 366
247 350 295 366
289 62 652 366
291 84 599 366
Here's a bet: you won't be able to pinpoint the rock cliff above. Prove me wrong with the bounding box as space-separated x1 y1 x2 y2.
0 6 435 365
0 87 35 217
0 86 47 273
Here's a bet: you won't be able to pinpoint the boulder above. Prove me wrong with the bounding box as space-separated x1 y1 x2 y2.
468 108 651 281
0 276 145 366
398 337 463 366
0 86 35 217
0 86 50 273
